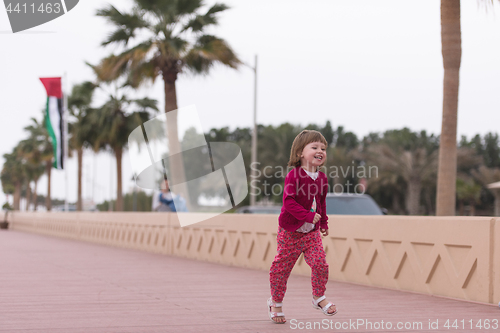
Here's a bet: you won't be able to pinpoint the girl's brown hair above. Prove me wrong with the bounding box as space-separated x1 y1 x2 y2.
287 130 328 167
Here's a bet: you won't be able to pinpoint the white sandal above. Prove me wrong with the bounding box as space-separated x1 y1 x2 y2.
312 295 337 316
267 297 286 323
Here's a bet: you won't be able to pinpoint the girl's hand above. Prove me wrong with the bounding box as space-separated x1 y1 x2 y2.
313 213 321 224
320 228 329 236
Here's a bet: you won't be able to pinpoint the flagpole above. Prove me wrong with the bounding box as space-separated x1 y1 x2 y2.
63 72 69 212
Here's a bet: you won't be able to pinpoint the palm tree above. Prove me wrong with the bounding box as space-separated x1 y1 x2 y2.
1 153 16 209
366 144 437 215
68 82 97 211
95 0 240 199
0 161 15 206
436 0 462 216
17 144 45 211
367 170 407 214
19 118 51 211
87 93 158 211
1 147 26 210
328 146 358 191
471 165 500 216
456 176 481 215
23 116 54 210
364 129 439 215
255 123 300 202
436 1 499 215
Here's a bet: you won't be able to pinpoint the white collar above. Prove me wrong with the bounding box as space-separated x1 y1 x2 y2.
303 168 318 180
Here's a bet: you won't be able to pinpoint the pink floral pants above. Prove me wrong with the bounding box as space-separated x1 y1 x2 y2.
269 227 329 303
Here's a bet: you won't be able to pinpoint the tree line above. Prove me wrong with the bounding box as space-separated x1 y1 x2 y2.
3 114 500 215
210 122 500 216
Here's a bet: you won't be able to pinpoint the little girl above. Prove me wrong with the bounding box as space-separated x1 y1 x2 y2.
267 130 337 324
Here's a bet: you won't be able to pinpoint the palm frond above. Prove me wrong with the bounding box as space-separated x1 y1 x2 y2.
88 55 131 83
102 28 133 47
206 3 229 15
158 37 188 58
93 40 157 84
135 0 178 16
97 5 149 46
129 40 156 68
68 81 97 115
133 97 159 112
185 35 240 73
181 4 229 32
96 5 124 25
182 14 214 32
174 0 203 16
126 60 160 88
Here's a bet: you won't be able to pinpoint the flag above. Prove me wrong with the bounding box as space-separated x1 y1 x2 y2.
40 77 64 170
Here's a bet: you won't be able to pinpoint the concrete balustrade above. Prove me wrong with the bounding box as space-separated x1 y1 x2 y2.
8 212 499 305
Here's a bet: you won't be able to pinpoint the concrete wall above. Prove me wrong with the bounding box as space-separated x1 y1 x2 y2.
8 212 499 305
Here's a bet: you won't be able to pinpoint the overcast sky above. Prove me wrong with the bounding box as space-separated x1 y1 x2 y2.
1 0 500 207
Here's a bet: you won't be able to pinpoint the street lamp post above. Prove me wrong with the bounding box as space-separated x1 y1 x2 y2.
246 55 258 206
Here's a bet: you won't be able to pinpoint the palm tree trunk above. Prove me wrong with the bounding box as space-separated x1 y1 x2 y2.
162 72 191 209
46 161 52 211
425 188 434 215
494 192 500 216
33 178 38 211
436 0 461 216
406 177 422 215
25 184 31 211
469 203 475 216
163 72 178 113
77 147 83 211
458 200 464 215
392 193 402 214
13 182 21 210
115 147 123 211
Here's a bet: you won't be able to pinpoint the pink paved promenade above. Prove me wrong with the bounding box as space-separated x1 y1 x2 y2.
0 229 498 333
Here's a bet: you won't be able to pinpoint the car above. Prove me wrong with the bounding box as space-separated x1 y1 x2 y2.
236 194 385 215
325 193 387 215
235 205 282 214
52 204 77 212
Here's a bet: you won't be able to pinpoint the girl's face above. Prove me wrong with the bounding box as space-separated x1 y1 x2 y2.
300 141 326 171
